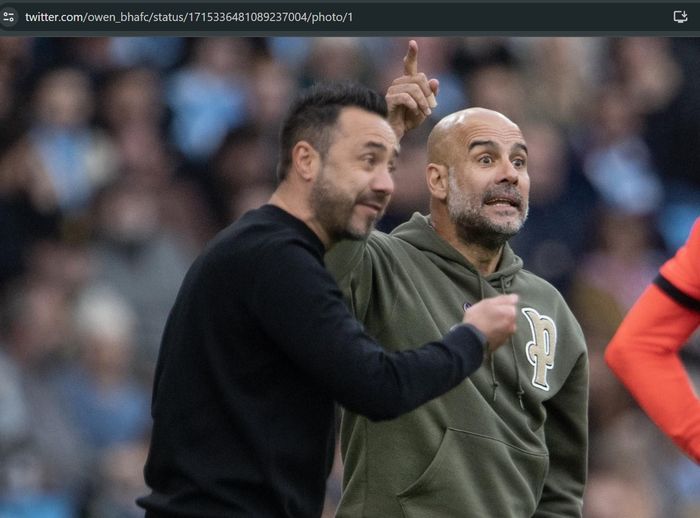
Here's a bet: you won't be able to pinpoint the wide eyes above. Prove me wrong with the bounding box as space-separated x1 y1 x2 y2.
476 154 526 169
512 157 526 168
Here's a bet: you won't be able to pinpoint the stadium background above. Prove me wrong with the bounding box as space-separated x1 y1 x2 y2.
0 36 698 517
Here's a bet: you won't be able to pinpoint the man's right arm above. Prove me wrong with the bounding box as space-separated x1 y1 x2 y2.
606 285 700 462
605 218 700 462
254 240 514 421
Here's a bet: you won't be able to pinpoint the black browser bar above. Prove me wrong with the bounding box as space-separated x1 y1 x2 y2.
1 2 698 35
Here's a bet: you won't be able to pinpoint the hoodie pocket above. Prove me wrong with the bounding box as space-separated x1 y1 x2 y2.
397 427 548 518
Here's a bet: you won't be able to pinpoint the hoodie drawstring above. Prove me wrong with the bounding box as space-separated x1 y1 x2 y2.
490 355 500 402
499 277 525 410
477 277 501 402
510 337 525 410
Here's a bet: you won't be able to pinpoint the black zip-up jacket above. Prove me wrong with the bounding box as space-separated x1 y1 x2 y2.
137 204 486 518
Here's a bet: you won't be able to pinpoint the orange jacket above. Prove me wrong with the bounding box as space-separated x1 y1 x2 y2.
605 218 700 463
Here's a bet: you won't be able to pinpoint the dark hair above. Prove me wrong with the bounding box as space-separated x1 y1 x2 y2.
276 81 388 181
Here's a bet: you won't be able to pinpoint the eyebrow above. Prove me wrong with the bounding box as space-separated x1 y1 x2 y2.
468 139 496 152
364 140 400 158
512 142 528 155
468 139 528 155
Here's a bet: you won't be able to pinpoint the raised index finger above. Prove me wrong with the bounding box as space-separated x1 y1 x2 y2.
403 39 418 76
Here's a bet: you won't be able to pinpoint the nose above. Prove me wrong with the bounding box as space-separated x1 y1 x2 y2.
499 160 520 184
371 166 395 196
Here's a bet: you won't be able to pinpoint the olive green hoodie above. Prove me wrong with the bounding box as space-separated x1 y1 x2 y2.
326 213 588 518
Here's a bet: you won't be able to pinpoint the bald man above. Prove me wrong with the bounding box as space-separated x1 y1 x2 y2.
325 42 588 518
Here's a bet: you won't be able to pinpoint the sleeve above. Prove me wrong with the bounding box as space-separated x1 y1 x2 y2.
324 238 373 321
534 349 589 517
249 240 486 422
658 217 700 303
605 283 700 463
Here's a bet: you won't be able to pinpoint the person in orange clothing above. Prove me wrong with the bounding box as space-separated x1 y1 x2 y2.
605 217 700 463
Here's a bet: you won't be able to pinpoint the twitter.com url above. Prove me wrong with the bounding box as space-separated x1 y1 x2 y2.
21 9 353 25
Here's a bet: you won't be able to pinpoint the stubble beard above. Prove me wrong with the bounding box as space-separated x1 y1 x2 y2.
310 167 380 244
447 173 528 252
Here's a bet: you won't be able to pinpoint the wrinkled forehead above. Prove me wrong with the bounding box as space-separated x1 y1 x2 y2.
453 112 525 150
430 109 526 165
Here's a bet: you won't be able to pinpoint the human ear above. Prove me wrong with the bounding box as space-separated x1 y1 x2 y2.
291 141 320 181
426 163 449 200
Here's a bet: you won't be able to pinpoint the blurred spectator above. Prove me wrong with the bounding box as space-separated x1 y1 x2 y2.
637 39 700 251
581 85 663 215
248 57 297 139
570 209 666 431
22 239 93 296
208 125 275 224
586 411 663 518
571 209 664 345
467 60 527 122
89 179 192 370
100 67 166 138
166 38 252 162
516 38 602 127
0 65 118 281
0 67 117 216
608 38 682 117
98 69 217 250
0 280 88 517
301 38 374 86
455 40 527 122
55 285 150 451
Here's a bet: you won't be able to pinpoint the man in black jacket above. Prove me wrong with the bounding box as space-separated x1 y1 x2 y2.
138 78 518 517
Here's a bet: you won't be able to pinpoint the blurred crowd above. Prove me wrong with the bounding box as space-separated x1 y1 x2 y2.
0 36 698 518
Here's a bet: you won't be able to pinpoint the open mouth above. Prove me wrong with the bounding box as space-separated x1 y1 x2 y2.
484 196 521 209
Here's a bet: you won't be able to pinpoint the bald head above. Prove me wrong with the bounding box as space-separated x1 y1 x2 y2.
428 108 524 166
425 107 530 259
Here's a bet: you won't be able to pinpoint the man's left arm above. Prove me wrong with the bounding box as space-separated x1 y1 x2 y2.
535 346 589 518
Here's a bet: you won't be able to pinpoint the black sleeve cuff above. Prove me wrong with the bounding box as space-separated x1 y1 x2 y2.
654 274 700 312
